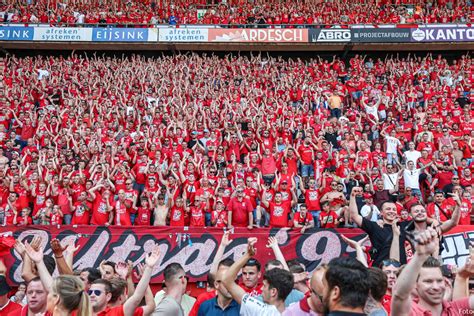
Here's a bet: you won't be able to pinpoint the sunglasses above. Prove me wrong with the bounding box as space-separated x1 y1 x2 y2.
310 287 323 303
87 289 103 296
381 259 401 268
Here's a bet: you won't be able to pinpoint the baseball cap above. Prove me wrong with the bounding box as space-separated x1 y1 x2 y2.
363 193 373 200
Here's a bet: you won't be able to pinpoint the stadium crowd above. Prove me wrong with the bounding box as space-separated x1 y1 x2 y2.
1 222 474 315
1 0 473 26
0 52 473 230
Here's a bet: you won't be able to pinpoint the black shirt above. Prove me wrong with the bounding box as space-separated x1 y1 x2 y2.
373 189 391 209
361 217 409 267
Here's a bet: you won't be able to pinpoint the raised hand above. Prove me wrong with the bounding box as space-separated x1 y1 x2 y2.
413 227 438 257
115 262 129 280
145 244 161 268
50 238 67 257
266 236 279 249
30 236 43 251
221 230 233 247
247 237 257 257
14 240 26 257
64 239 80 256
24 242 44 263
133 262 145 279
341 234 369 251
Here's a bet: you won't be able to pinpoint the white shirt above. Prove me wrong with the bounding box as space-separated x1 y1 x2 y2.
404 150 421 165
37 69 50 80
241 294 282 316
382 173 398 191
385 135 401 154
403 168 421 189
360 204 380 222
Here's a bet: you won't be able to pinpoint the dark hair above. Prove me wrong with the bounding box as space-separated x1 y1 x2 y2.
417 257 442 281
207 273 215 289
218 258 235 269
380 201 396 211
109 278 127 303
82 268 101 284
243 258 261 272
265 259 283 270
27 276 43 286
163 263 185 283
367 268 388 302
263 268 294 301
326 257 370 309
103 261 116 273
409 202 424 212
289 264 305 274
422 256 442 268
91 279 112 293
43 255 57 275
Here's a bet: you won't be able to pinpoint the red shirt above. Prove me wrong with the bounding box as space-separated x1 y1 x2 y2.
189 205 205 227
169 206 186 226
135 207 151 226
294 211 314 227
212 209 228 228
305 189 321 211
91 194 111 225
459 199 472 225
114 200 131 226
1 301 22 315
72 201 92 225
227 197 253 227
97 305 144 316
409 297 469 316
269 201 291 228
319 210 338 228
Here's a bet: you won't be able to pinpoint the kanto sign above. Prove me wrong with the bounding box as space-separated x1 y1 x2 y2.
208 29 308 43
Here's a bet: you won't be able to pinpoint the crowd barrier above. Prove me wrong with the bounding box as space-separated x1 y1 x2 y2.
0 25 473 43
0 225 472 284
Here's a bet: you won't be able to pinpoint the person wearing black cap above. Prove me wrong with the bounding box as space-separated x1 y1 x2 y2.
0 275 21 314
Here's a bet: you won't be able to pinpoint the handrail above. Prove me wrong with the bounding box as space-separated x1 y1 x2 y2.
0 22 472 28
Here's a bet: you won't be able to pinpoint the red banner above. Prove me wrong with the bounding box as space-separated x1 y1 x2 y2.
0 225 473 285
208 28 308 42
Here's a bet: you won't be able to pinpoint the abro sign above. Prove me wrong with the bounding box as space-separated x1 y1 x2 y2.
309 28 352 42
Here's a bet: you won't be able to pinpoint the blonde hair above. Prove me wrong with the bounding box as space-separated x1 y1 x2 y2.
52 275 91 316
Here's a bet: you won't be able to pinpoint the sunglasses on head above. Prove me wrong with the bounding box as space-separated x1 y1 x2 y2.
381 259 401 268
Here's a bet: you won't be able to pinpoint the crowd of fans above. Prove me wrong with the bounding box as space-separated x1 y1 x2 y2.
0 52 473 230
1 223 473 315
1 0 473 26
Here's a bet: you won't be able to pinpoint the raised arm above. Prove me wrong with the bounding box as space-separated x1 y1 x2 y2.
123 245 160 316
24 242 54 293
222 238 257 304
349 186 363 227
266 236 289 271
389 220 401 262
210 231 233 276
391 228 438 316
440 191 462 232
340 235 369 267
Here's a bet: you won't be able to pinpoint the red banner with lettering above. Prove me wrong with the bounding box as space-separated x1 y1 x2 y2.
0 225 472 285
